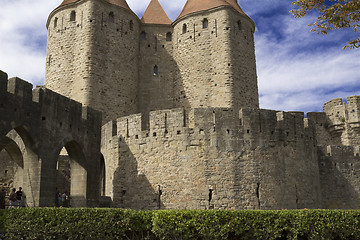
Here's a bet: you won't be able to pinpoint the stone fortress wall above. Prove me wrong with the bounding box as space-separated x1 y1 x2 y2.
2 0 360 210
101 107 322 210
0 70 102 207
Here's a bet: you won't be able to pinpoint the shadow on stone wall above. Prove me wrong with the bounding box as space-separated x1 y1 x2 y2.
319 149 360 209
112 142 164 210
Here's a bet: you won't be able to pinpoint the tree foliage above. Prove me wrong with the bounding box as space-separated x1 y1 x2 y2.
291 0 360 49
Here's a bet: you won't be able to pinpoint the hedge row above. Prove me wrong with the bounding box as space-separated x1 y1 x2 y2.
1 209 360 240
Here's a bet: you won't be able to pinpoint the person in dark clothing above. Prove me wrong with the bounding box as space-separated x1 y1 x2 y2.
16 187 23 207
0 188 5 209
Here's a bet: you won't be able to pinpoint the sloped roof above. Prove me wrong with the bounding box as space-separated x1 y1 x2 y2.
176 0 247 21
141 0 172 25
224 0 247 16
57 0 132 12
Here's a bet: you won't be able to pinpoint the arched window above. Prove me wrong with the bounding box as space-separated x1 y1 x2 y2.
237 20 242 30
54 17 58 28
140 31 146 40
202 18 208 29
109 12 114 23
129 20 133 31
182 24 187 34
166 32 172 41
70 11 76 21
153 65 159 76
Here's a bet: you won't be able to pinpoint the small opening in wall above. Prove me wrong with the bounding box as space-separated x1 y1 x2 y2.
140 31 146 40
271 131 274 135
199 129 204 134
227 129 230 134
54 17 58 28
321 163 325 166
352 109 355 112
356 153 359 157
239 119 242 125
226 27 230 30
90 19 93 22
165 129 168 134
286 132 289 136
42 117 46 121
153 65 159 76
129 20 133 30
135 135 138 139
153 132 157 137
59 122 63 127
177 130 181 135
182 23 187 34
162 45 165 48
146 133 149 137
166 32 172 41
247 129 250 134
70 11 76 21
117 28 119 32
208 189 213 202
335 163 337 166
189 35 192 39
5 170 8 174
203 18 208 29
237 20 242 30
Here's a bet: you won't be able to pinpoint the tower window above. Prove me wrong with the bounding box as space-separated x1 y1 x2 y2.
54 17 58 28
109 12 114 23
153 65 159 76
202 18 208 29
166 32 172 41
237 20 242 30
130 20 133 30
70 11 76 21
140 31 146 40
182 24 187 34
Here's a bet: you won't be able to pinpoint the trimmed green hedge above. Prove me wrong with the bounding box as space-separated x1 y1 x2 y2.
1 209 360 239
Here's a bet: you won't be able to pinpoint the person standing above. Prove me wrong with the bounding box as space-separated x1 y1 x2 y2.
61 192 67 207
16 187 23 207
0 188 5 209
8 188 17 209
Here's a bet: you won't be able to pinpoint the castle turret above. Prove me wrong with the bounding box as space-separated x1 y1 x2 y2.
45 0 140 123
172 0 259 110
138 0 175 126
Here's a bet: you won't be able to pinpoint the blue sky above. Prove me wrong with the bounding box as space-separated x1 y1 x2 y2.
0 0 359 113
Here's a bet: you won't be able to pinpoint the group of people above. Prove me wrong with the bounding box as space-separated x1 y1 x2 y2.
0 187 26 209
55 188 68 207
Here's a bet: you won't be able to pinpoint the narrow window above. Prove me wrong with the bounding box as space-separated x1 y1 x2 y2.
140 31 146 40
54 17 58 28
182 24 187 34
70 11 76 21
109 12 114 23
153 65 159 76
129 20 133 30
202 18 208 29
166 32 172 41
237 20 242 30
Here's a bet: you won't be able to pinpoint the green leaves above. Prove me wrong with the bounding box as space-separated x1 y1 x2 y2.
1 209 360 239
291 0 360 49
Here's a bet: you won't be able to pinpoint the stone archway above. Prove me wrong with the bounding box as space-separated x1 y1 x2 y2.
54 141 87 207
0 128 39 207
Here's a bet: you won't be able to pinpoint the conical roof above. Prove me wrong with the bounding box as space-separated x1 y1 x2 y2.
57 0 132 12
176 0 247 21
224 0 247 15
141 0 171 25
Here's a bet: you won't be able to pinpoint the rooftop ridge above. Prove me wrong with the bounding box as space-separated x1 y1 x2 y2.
141 0 172 25
57 0 133 12
176 0 248 21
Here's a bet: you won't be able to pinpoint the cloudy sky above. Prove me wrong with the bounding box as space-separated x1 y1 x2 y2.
0 0 359 113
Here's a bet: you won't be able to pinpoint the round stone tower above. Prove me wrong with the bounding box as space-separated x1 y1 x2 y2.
172 0 259 110
45 0 140 123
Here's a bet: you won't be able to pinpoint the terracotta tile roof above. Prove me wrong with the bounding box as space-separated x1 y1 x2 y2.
141 0 172 25
58 0 132 12
224 0 247 16
176 0 247 21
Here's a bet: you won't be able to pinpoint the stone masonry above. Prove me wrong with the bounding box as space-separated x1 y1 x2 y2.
1 0 359 209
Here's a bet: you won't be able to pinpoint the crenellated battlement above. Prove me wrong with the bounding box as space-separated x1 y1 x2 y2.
0 70 101 135
101 107 316 151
